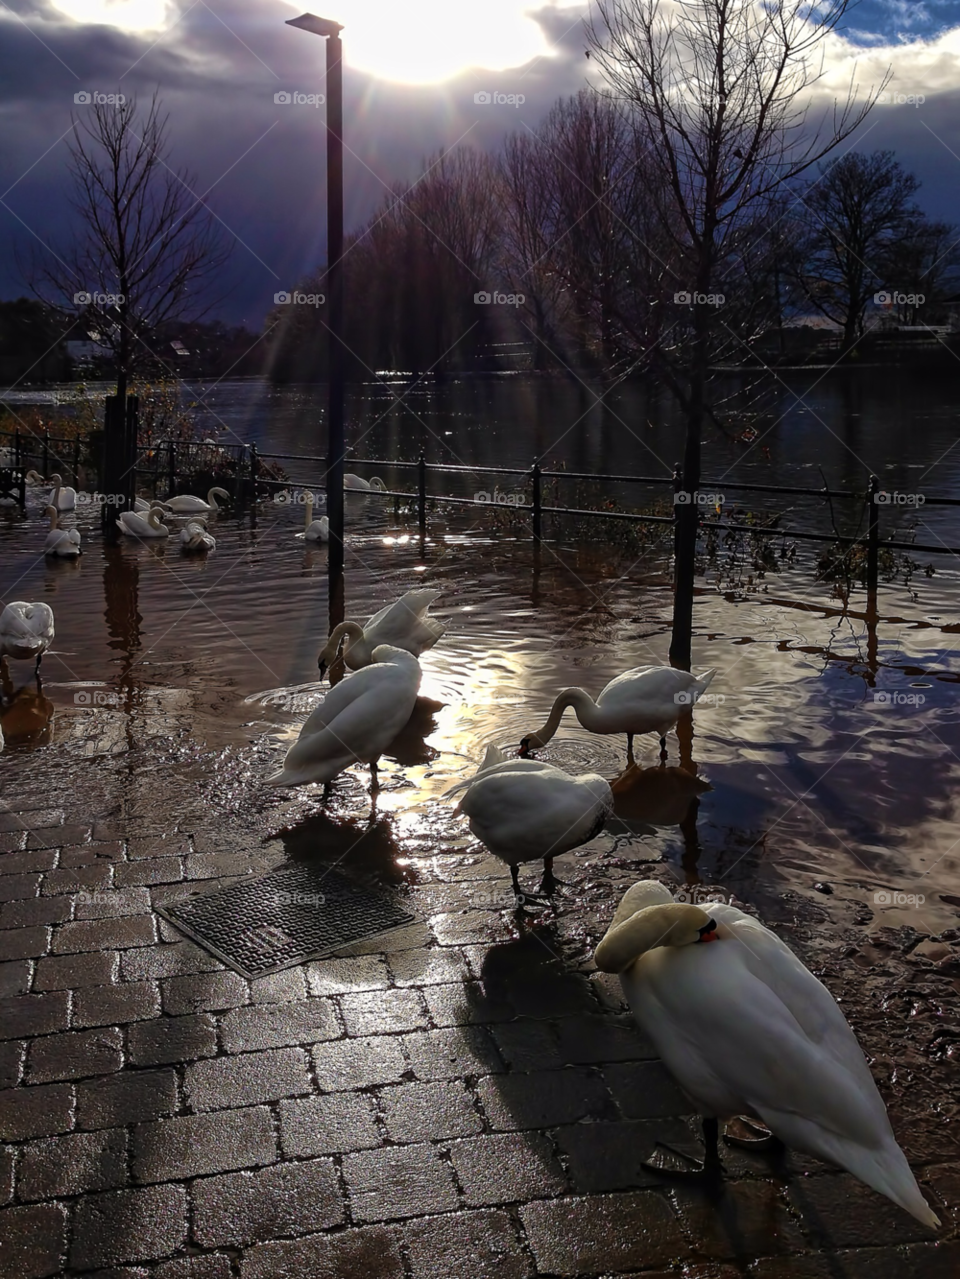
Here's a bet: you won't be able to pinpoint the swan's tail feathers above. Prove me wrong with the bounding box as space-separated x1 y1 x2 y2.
694 668 717 693
759 1109 940 1229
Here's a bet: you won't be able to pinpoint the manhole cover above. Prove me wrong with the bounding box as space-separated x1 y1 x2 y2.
156 863 416 977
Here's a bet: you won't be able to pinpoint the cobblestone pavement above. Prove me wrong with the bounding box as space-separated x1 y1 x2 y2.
0 799 957 1279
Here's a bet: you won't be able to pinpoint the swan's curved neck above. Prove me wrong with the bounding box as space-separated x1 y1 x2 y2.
329 620 364 653
206 488 218 508
149 511 163 529
304 494 314 529
594 903 712 973
534 687 597 744
46 506 58 530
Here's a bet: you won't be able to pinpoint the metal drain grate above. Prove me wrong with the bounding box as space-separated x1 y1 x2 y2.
156 863 416 978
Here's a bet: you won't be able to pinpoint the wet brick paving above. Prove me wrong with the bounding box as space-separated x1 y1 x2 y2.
0 802 957 1278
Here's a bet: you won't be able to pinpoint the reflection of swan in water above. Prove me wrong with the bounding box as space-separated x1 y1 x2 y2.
318 588 444 678
520 666 717 763
594 879 940 1228
0 666 54 748
266 646 422 792
445 744 613 899
344 474 386 492
275 810 412 887
610 763 711 827
383 694 444 767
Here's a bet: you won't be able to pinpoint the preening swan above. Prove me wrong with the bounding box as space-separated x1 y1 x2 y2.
520 665 717 762
344 474 386 492
118 505 169 539
42 505 81 558
266 644 422 791
318 588 444 678
0 601 55 672
47 474 77 511
445 744 613 898
179 519 216 553
302 493 329 542
594 880 940 1228
164 486 230 514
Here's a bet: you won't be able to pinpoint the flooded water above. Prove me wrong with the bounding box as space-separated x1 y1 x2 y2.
2 376 958 944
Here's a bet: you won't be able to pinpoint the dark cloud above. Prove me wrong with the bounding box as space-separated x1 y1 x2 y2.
1 1 958 328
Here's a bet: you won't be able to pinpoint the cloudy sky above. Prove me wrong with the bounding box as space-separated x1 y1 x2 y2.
2 0 960 328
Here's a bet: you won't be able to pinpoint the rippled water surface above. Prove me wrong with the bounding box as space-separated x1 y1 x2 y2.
2 460 958 936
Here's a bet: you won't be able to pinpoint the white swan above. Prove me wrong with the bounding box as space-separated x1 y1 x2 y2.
42 505 81 558
520 665 717 762
47 473 77 511
135 496 159 513
344 474 386 492
266 644 422 791
445 744 613 898
118 505 169 539
0 601 55 671
318 588 444 678
179 519 216 553
594 880 940 1228
164 486 230 514
302 493 329 542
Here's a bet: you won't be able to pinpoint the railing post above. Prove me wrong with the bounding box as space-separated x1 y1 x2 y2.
417 450 426 535
867 474 879 613
672 463 683 588
532 459 542 544
14 429 21 470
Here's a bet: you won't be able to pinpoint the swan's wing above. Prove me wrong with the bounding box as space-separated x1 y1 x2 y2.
366 588 441 636
444 756 560 799
458 769 608 851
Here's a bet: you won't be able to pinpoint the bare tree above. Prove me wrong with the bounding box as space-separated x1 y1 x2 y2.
587 0 883 666
33 92 231 517
800 150 923 348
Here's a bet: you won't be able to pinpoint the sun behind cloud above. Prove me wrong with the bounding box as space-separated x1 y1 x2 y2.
305 0 583 84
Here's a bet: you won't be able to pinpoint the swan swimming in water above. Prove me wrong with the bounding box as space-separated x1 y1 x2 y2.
266 644 422 791
301 492 329 542
118 505 169 539
179 519 216 553
47 474 77 511
0 601 55 672
344 474 386 492
445 744 613 898
594 880 940 1228
42 505 81 557
164 486 230 514
318 588 444 678
520 665 717 762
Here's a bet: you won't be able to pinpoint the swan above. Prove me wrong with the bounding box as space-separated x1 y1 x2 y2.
318 588 444 678
118 505 169 539
47 474 77 511
266 644 422 791
134 495 161 513
42 505 81 558
179 519 216 553
344 474 386 492
594 880 940 1229
445 744 613 898
302 492 329 542
0 601 55 672
164 486 230 514
520 665 717 762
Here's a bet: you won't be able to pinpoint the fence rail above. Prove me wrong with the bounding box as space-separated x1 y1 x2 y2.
3 431 958 590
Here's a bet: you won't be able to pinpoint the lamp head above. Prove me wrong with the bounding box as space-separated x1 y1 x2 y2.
286 13 344 37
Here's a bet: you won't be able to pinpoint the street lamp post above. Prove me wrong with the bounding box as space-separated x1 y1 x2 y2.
286 13 346 631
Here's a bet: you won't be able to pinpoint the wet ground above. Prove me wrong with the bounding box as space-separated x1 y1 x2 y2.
0 489 958 1276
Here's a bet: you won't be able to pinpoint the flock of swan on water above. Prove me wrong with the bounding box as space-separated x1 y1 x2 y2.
0 481 941 1231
